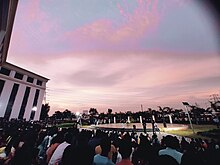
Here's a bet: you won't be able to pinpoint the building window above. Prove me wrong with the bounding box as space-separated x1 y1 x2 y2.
18 87 31 119
4 83 19 120
14 72 24 80
37 80 42 86
0 79 5 97
33 89 40 107
27 77 34 83
0 67 11 76
30 89 40 120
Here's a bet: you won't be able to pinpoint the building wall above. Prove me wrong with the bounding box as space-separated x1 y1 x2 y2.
0 0 19 64
0 0 49 121
0 66 46 120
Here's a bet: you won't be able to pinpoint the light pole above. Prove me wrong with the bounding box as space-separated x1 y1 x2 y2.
182 102 195 134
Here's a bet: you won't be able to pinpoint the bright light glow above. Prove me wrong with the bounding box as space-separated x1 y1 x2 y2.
76 112 80 116
32 106 37 111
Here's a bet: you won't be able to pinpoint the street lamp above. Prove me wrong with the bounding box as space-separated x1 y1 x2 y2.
182 102 195 134
76 111 80 116
32 106 37 111
30 106 37 121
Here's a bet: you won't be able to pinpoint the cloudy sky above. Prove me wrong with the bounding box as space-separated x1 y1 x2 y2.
8 0 220 114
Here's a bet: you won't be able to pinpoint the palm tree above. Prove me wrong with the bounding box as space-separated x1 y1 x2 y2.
158 106 167 128
40 103 50 121
89 108 98 116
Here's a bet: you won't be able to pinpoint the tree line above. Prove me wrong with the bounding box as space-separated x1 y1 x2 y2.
40 102 220 125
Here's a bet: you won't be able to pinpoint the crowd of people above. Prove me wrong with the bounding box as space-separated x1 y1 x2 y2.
0 119 220 165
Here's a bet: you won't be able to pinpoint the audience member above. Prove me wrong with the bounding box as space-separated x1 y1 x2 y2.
48 132 73 165
93 137 115 165
116 140 133 165
158 135 182 164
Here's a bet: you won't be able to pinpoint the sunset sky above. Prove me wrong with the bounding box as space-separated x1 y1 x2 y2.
8 0 220 115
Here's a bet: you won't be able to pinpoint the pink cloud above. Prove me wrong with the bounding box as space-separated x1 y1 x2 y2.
21 0 59 33
64 0 162 51
9 0 60 59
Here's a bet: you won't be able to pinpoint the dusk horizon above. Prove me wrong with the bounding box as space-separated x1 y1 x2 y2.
7 0 220 115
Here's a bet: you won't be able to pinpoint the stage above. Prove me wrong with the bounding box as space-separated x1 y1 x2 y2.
89 123 188 132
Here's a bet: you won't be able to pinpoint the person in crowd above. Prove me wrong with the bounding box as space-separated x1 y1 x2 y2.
180 137 190 153
10 129 39 165
38 126 58 163
61 130 93 165
116 139 133 165
132 134 155 165
156 155 179 165
95 141 117 162
151 134 161 154
142 119 147 134
46 132 64 164
88 129 103 156
48 131 73 165
151 120 155 134
158 135 183 164
93 137 115 165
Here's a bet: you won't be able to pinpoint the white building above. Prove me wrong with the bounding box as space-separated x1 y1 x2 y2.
0 0 49 120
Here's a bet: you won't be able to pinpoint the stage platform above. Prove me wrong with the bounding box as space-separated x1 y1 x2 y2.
89 123 188 132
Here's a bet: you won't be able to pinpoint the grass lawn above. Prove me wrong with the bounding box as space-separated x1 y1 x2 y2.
165 124 218 140
57 122 75 128
57 122 89 128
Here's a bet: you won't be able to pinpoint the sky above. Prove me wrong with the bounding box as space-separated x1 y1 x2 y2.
8 0 220 115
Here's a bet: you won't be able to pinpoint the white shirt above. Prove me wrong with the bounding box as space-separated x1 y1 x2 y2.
159 147 183 164
48 141 70 165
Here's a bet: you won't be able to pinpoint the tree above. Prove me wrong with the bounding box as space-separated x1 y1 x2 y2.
53 111 63 120
63 109 72 120
40 103 50 120
190 106 205 124
210 101 220 112
89 108 98 116
158 106 167 128
107 109 112 114
89 108 98 124
163 107 173 114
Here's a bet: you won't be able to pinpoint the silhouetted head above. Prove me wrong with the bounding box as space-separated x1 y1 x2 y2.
119 140 132 159
64 132 73 144
51 133 64 144
164 135 179 149
100 137 111 157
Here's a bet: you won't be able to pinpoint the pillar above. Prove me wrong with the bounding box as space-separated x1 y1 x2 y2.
114 116 116 124
169 115 173 124
140 116 143 124
152 115 155 121
128 116 130 123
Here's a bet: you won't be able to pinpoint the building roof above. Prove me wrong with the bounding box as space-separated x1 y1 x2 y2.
3 62 49 82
